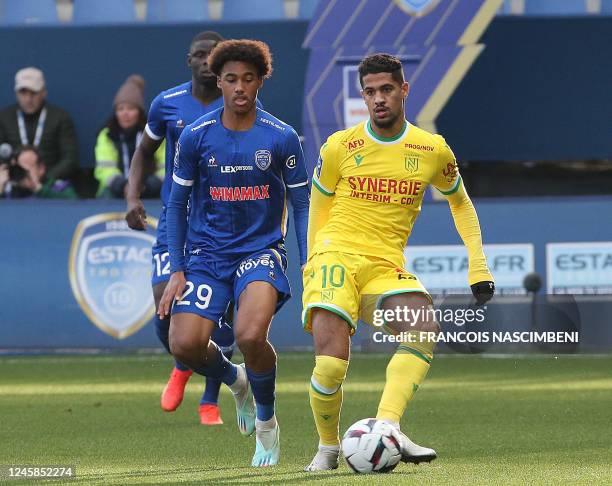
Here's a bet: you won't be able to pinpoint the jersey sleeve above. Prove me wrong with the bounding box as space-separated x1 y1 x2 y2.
281 128 308 189
172 127 198 187
281 128 310 265
431 135 462 196
311 136 340 197
145 93 166 141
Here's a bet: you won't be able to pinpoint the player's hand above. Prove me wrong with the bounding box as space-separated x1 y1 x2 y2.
158 271 187 319
126 197 147 231
470 281 495 305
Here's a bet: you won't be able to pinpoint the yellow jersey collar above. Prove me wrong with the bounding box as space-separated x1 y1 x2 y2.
365 119 409 145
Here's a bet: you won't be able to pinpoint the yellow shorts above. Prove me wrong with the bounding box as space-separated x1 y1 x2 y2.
302 251 430 334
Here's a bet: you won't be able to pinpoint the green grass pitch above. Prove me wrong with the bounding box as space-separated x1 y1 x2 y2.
1 353 611 485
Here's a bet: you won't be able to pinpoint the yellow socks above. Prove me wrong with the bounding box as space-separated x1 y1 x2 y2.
309 355 349 446
376 345 431 423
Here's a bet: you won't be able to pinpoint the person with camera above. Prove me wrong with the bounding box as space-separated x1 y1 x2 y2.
0 145 76 199
0 67 78 182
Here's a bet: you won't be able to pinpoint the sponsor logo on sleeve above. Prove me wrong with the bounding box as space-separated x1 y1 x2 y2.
442 161 458 183
315 155 323 179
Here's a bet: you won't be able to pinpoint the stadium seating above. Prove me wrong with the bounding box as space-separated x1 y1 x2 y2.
298 0 320 19
73 0 136 24
147 0 210 22
1 0 59 25
524 0 589 15
222 0 285 21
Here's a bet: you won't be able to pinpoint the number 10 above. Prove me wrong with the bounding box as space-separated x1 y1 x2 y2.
321 264 345 288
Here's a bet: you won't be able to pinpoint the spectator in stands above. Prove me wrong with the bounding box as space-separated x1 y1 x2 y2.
95 75 164 198
0 67 79 181
0 145 76 199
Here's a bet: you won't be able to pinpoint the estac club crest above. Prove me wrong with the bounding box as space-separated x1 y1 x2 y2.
255 150 272 171
68 213 158 339
394 0 441 17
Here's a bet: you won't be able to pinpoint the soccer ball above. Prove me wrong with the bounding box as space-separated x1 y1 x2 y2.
342 418 402 473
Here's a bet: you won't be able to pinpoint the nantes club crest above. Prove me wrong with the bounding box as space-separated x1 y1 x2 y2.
69 213 158 339
394 0 442 17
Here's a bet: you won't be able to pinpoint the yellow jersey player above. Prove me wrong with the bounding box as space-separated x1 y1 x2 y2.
302 53 495 471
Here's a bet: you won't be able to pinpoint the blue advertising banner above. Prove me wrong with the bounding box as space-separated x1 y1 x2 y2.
546 242 612 294
2 197 611 350
405 244 534 294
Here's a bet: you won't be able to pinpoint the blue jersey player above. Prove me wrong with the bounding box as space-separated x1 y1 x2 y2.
158 39 309 467
125 31 236 425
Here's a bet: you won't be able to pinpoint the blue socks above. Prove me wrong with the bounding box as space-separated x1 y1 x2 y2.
192 341 238 386
201 347 234 405
246 365 276 421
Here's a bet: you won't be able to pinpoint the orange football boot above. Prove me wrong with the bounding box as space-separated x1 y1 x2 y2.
161 368 193 411
199 403 223 425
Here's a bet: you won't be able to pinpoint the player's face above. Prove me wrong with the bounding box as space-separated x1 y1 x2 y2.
361 73 408 129
16 88 46 115
217 61 262 116
188 39 218 89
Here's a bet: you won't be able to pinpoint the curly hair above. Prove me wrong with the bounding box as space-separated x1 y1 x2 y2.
208 39 273 79
358 53 404 87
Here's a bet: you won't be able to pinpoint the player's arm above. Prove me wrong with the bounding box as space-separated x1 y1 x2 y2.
282 129 310 266
307 138 340 256
158 130 196 318
432 136 494 304
125 94 165 230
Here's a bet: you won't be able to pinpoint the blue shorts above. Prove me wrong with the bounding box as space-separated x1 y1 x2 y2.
151 207 170 286
171 246 291 326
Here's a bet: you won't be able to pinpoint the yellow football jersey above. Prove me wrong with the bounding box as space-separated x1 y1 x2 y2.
310 119 460 268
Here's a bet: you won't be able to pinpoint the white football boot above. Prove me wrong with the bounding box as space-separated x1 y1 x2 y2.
395 429 437 464
304 445 340 472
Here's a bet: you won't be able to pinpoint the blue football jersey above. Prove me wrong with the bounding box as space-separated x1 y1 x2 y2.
172 107 309 258
145 81 224 204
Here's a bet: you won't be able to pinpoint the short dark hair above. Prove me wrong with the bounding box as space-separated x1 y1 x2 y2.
191 31 224 48
208 39 273 79
358 53 404 87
